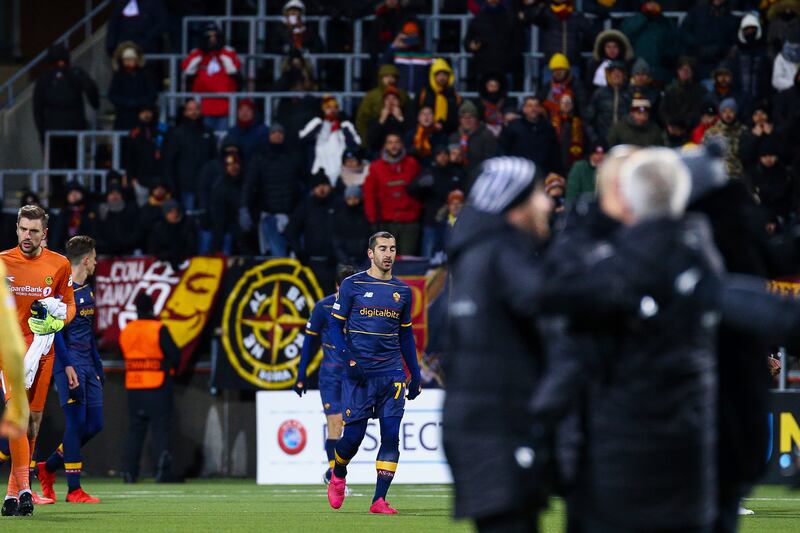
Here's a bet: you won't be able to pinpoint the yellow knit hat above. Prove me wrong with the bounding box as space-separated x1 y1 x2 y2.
549 53 570 71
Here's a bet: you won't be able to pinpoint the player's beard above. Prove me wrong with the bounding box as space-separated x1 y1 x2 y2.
374 257 393 274
19 239 40 256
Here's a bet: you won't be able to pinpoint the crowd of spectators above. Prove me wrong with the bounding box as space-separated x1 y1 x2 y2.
23 0 800 291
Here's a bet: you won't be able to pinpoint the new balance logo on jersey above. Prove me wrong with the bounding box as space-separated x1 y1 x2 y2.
364 292 374 298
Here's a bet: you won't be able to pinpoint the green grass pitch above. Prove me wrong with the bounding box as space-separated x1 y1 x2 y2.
1 480 799 532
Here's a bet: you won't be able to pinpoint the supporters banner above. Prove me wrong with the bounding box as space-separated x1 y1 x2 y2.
213 258 449 391
256 390 451 484
95 256 225 371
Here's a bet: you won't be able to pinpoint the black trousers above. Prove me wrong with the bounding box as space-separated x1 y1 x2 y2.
124 387 174 480
475 509 540 533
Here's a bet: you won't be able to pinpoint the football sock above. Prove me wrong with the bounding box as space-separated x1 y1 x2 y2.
325 439 338 470
45 444 65 473
62 403 86 492
333 419 368 478
46 404 103 475
8 436 30 495
374 416 401 503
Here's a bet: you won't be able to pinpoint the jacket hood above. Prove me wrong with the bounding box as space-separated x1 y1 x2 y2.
446 205 512 263
479 72 508 100
738 13 762 43
782 40 800 63
428 58 455 91
46 43 70 65
220 134 243 154
768 0 800 21
592 29 634 62
112 41 145 71
377 64 400 87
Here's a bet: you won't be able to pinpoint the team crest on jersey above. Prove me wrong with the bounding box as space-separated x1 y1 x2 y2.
392 291 400 303
221 259 323 389
346 409 351 417
44 276 53 286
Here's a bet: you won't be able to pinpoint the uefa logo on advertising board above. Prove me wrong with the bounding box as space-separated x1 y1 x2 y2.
221 259 324 389
277 420 307 455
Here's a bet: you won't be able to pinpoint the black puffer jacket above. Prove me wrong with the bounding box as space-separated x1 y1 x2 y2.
332 199 372 267
243 140 305 215
498 117 561 175
285 193 337 261
443 206 548 520
162 118 217 198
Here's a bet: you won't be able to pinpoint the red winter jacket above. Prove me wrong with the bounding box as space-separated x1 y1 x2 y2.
181 46 241 117
363 153 422 224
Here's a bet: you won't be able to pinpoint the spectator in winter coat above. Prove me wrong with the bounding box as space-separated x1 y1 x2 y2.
706 62 743 112
767 0 800 58
542 54 586 120
33 44 100 169
448 100 499 187
748 136 795 225
368 0 417 61
703 97 747 179
225 99 269 165
274 70 319 144
241 124 305 257
728 13 772 111
773 68 800 149
181 23 242 132
660 56 708 130
339 149 370 188
464 0 522 87
739 103 778 173
680 0 739 81
551 92 587 173
356 64 411 142
48 181 98 252
476 73 516 138
407 146 464 258
380 21 434 95
366 86 408 155
106 0 168 56
363 133 423 255
499 96 561 176
108 41 157 131
298 96 361 186
268 0 324 54
209 153 244 255
405 106 448 166
286 172 338 292
691 103 719 144
629 58 661 120
148 200 197 266
332 185 372 268
621 0 679 85
588 29 634 88
565 143 605 200
607 96 666 147
521 0 594 79
772 38 800 91
418 59 462 136
197 136 242 253
137 181 172 246
96 182 140 256
125 104 168 197
162 99 217 210
585 61 632 146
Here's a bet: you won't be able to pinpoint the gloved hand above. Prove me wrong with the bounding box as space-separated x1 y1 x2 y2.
346 359 366 386
292 371 307 397
407 374 421 400
28 314 64 335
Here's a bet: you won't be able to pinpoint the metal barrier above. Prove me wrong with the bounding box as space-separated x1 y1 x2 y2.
44 130 128 172
0 169 110 202
0 0 111 108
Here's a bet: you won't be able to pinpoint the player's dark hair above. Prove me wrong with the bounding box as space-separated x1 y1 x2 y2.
368 231 396 252
336 264 356 286
17 205 48 229
65 235 96 265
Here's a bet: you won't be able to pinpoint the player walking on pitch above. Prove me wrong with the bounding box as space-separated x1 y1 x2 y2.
293 264 356 484
326 232 422 514
38 236 104 503
0 205 75 516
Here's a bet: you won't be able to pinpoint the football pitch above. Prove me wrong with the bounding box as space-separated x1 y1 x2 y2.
2 480 800 532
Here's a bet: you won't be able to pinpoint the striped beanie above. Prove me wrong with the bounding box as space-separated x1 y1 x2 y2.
469 157 538 214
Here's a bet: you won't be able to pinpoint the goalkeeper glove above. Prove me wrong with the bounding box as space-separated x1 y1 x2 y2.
407 374 421 400
346 359 367 386
28 314 64 335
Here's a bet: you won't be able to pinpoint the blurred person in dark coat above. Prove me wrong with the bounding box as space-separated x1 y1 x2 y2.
96 181 140 256
106 0 168 56
108 41 157 131
147 200 197 266
48 181 98 253
209 153 245 255
332 185 372 268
